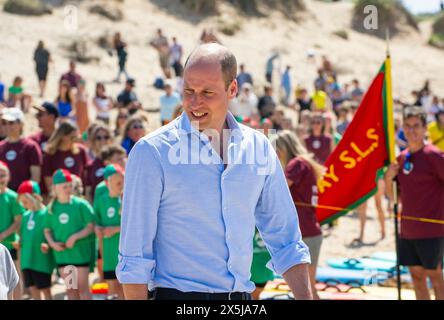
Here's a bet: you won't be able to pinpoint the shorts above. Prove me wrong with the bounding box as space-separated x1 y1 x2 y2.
57 263 90 269
36 65 48 81
22 269 52 289
9 248 17 261
103 271 117 280
159 53 169 69
399 237 444 270
303 234 323 267
253 282 268 288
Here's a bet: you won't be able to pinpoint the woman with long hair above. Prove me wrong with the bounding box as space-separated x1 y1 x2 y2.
273 130 325 300
304 113 333 164
120 114 147 155
42 122 89 193
93 83 114 125
85 124 113 202
55 80 76 122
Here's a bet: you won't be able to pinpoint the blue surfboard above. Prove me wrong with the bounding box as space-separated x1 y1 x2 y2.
327 258 408 274
316 267 388 286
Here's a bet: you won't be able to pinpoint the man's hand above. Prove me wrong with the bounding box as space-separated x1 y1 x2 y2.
282 263 313 300
385 163 399 181
123 284 148 300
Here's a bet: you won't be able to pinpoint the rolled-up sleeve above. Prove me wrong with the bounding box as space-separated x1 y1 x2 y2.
254 142 311 275
116 139 164 285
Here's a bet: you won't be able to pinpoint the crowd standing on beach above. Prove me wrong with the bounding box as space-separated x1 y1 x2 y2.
0 27 443 300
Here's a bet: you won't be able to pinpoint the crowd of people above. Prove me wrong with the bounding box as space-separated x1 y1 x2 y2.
0 26 443 301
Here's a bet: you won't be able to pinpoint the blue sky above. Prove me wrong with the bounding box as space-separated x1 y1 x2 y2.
401 0 442 14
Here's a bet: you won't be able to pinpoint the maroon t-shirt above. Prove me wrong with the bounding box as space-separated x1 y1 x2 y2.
285 156 322 238
86 157 105 197
304 134 332 164
0 138 42 191
397 144 444 239
28 131 50 154
42 143 90 184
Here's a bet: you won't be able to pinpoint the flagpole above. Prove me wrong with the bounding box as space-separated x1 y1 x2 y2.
385 28 402 301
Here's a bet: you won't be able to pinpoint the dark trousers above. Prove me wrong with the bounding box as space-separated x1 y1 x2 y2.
151 288 252 300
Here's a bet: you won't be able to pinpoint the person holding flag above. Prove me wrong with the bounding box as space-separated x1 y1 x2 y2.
94 164 124 300
385 107 444 300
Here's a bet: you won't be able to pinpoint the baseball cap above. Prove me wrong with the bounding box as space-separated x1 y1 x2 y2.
52 169 73 185
33 102 59 118
103 164 125 180
17 180 41 195
126 78 136 87
1 107 24 122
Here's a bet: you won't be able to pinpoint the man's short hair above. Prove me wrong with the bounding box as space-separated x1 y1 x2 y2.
403 106 427 126
100 144 126 162
184 45 237 90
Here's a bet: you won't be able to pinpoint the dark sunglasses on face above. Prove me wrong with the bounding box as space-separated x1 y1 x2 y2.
95 135 111 141
1 121 17 126
131 124 144 130
118 115 128 119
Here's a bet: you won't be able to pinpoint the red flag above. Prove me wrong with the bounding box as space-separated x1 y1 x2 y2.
316 62 392 224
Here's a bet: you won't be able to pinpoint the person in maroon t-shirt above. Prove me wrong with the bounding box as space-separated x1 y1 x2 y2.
42 121 90 193
304 113 333 164
85 124 113 202
274 130 325 300
60 60 82 89
0 108 42 191
28 102 59 153
386 106 444 300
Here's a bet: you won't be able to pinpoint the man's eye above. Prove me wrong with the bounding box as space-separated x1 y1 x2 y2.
184 90 194 95
203 91 214 96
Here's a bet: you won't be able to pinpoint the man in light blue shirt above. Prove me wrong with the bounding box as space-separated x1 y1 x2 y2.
117 43 312 300
159 80 181 125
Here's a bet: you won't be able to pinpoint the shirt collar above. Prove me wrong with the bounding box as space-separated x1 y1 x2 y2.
176 111 243 139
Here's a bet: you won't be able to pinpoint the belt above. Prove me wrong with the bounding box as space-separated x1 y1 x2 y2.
151 288 252 301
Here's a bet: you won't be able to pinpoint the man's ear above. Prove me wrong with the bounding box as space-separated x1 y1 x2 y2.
228 79 238 99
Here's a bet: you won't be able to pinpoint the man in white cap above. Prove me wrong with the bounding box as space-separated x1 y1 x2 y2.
0 108 42 191
229 82 259 119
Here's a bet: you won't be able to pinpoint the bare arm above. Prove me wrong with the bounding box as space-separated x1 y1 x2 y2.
282 263 313 300
0 216 21 241
30 165 41 184
384 163 399 201
123 284 148 300
44 177 52 194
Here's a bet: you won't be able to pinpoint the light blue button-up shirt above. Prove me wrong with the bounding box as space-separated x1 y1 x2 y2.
116 111 310 293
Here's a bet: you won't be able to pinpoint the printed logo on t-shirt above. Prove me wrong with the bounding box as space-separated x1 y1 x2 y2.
5 150 17 161
27 219 35 231
107 207 116 218
95 168 105 178
312 140 321 149
59 213 69 224
64 157 75 168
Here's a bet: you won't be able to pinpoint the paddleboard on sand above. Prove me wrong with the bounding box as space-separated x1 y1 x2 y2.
316 267 388 285
327 258 407 273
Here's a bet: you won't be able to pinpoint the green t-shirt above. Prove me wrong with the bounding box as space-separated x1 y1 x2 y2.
93 181 108 204
0 189 25 250
20 208 55 274
44 196 95 265
250 229 274 284
94 193 121 272
8 86 23 95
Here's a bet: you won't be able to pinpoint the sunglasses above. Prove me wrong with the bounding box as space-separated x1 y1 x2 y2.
118 115 128 119
1 121 17 125
130 124 144 130
95 135 111 141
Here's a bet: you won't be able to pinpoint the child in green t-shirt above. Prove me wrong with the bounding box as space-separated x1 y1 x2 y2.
43 169 95 300
0 161 24 299
250 229 274 300
94 164 124 299
16 180 55 300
